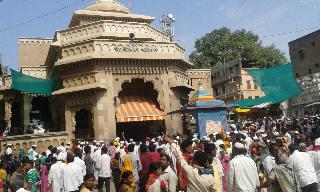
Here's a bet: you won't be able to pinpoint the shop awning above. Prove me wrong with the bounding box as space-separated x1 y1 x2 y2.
229 63 302 108
116 96 166 123
10 69 59 96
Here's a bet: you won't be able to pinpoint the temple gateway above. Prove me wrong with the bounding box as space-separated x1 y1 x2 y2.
0 0 212 152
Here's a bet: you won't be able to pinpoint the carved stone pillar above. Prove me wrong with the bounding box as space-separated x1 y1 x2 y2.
22 95 32 134
64 104 75 139
4 99 12 130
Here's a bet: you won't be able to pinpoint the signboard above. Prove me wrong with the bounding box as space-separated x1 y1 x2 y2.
114 45 158 53
206 120 223 135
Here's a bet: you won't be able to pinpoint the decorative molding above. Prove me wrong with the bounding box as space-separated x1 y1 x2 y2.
63 73 97 88
65 91 96 107
59 40 184 62
19 39 52 46
21 67 49 79
186 69 212 77
114 76 164 110
57 20 170 46
103 60 169 74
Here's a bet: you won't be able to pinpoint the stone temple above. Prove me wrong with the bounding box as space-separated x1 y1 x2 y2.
0 0 212 152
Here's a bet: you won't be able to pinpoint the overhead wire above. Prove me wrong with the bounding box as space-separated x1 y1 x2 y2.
261 26 320 38
226 0 247 26
0 0 88 33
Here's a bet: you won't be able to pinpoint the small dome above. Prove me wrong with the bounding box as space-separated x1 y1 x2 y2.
85 0 130 14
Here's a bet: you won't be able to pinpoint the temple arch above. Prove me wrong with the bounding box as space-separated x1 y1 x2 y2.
116 78 166 140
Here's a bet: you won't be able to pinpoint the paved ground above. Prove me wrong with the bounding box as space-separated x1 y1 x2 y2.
93 178 116 192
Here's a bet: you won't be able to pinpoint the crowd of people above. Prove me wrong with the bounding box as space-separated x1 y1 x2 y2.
0 115 319 192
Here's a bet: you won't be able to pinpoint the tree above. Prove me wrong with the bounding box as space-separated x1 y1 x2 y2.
189 27 287 68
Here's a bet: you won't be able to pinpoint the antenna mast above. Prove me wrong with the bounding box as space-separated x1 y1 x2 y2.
128 0 131 11
160 13 175 42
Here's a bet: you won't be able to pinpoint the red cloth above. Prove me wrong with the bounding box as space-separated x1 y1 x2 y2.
176 153 191 189
312 146 320 151
149 152 160 163
146 173 166 192
140 153 153 176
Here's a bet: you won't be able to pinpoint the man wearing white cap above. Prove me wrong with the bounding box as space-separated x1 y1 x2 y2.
308 137 320 191
6 144 13 155
48 152 66 192
262 143 279 192
57 142 66 153
28 145 38 160
66 142 71 151
227 142 259 192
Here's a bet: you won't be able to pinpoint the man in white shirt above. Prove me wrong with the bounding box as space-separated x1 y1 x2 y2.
96 147 112 192
164 136 215 192
46 145 53 157
227 142 260 192
263 142 279 192
61 152 83 192
6 144 13 155
308 138 320 191
74 148 86 178
159 154 178 192
28 145 38 160
93 142 102 180
48 153 65 192
289 144 318 192
57 142 66 153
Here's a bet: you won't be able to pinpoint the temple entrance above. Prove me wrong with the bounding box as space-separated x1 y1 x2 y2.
116 79 166 141
27 96 52 133
75 108 94 140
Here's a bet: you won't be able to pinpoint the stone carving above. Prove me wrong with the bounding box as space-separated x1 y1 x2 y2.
57 20 170 46
103 60 169 74
19 39 52 46
59 40 184 61
21 67 49 79
113 45 158 53
63 74 97 88
115 76 164 110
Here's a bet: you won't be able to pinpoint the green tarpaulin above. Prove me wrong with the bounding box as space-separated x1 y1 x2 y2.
10 69 59 96
230 63 302 108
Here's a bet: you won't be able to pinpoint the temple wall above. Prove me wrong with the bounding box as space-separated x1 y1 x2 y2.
1 132 71 155
18 38 52 69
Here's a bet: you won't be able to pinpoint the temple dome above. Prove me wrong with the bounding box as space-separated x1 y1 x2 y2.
85 0 130 14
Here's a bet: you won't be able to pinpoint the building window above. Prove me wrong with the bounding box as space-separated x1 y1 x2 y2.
298 50 304 59
315 63 319 68
296 73 300 78
311 41 316 46
255 96 259 99
246 80 251 89
309 68 312 74
248 96 252 99
254 83 258 89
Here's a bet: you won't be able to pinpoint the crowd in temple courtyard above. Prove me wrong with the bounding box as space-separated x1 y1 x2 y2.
0 115 319 192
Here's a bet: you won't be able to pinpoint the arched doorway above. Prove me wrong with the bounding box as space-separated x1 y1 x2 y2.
75 108 94 140
116 79 166 140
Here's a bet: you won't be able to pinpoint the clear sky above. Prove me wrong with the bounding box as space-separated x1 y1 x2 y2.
0 0 319 69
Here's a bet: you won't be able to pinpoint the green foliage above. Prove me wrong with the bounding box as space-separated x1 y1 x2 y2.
189 27 287 69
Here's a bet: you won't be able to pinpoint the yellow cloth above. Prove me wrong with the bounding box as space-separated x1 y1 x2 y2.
121 155 133 173
0 169 7 181
80 188 91 192
212 160 222 192
224 140 231 149
114 141 120 147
